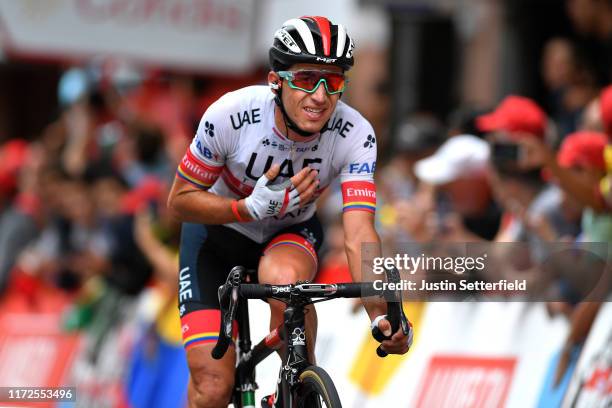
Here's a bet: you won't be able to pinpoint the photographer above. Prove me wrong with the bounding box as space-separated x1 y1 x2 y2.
477 96 580 243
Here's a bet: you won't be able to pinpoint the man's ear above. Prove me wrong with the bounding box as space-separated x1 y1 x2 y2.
267 71 281 93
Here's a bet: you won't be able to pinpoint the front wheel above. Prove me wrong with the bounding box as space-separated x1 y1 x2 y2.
294 366 342 408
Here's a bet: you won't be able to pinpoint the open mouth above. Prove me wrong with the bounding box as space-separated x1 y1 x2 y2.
303 106 326 120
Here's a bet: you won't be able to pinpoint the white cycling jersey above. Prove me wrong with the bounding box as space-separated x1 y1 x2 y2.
177 85 377 243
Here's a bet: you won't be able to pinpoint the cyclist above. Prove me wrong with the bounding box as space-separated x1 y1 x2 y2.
168 16 412 408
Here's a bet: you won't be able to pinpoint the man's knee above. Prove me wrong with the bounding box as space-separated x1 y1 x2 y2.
260 262 302 285
259 250 314 285
189 368 234 408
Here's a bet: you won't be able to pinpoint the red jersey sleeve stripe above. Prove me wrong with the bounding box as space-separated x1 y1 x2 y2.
221 168 254 198
185 148 223 173
341 181 376 213
177 149 223 189
176 169 214 189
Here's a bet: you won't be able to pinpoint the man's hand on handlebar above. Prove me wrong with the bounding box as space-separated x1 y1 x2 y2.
369 267 414 357
375 316 413 355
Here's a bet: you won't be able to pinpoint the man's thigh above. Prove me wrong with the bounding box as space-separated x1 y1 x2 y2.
179 223 261 349
258 216 324 284
179 223 264 400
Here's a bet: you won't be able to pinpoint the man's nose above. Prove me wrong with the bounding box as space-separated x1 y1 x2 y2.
310 80 328 103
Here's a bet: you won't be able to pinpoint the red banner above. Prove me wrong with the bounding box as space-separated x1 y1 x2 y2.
415 355 516 408
0 313 80 407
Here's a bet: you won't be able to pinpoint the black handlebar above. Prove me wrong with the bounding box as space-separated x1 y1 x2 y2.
238 282 379 300
239 284 272 299
212 266 411 360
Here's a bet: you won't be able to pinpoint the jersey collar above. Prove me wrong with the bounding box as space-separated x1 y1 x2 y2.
272 127 320 144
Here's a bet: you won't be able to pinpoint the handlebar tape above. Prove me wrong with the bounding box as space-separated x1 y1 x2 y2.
240 284 272 299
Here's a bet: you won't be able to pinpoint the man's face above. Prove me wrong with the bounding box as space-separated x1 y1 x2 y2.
567 165 605 186
269 63 343 135
442 175 491 216
566 0 598 34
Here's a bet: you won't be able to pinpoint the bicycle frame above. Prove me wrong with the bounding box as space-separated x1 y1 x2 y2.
233 282 313 407
212 265 410 408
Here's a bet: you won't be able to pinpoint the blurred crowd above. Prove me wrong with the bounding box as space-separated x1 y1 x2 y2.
0 63 268 406
0 2 611 406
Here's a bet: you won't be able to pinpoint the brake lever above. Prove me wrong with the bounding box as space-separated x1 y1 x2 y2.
211 266 243 359
372 267 412 358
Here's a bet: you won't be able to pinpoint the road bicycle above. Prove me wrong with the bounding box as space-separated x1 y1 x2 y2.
212 266 410 408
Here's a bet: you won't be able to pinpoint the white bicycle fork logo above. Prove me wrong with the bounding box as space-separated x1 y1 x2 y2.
291 328 306 346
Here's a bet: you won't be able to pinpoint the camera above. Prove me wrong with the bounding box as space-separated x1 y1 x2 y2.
491 141 522 164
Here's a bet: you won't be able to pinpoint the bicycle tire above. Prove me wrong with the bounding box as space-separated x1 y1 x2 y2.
294 366 342 408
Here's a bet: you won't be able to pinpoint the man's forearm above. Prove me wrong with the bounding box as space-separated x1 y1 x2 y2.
345 233 381 281
168 188 251 224
344 228 386 320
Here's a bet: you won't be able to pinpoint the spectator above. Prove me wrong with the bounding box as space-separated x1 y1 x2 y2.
541 38 599 136
447 106 491 139
409 135 501 241
557 131 608 173
0 139 30 212
600 85 612 209
476 95 548 140
601 83 612 135
517 86 612 213
118 122 172 187
375 115 447 245
17 177 111 291
102 178 160 296
580 96 606 131
476 95 579 241
546 130 609 391
60 66 128 180
490 166 579 243
557 130 610 241
0 142 53 294
126 182 188 408
566 0 612 81
378 114 446 203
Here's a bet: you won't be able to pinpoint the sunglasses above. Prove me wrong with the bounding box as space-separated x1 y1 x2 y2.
277 70 347 95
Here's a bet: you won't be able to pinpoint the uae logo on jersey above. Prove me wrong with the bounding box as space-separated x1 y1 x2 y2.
204 121 215 137
363 134 376 149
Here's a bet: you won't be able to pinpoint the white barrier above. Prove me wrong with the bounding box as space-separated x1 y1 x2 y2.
563 300 612 408
0 0 255 72
311 301 568 407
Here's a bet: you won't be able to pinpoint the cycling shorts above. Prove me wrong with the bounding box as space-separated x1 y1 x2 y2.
178 215 324 350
